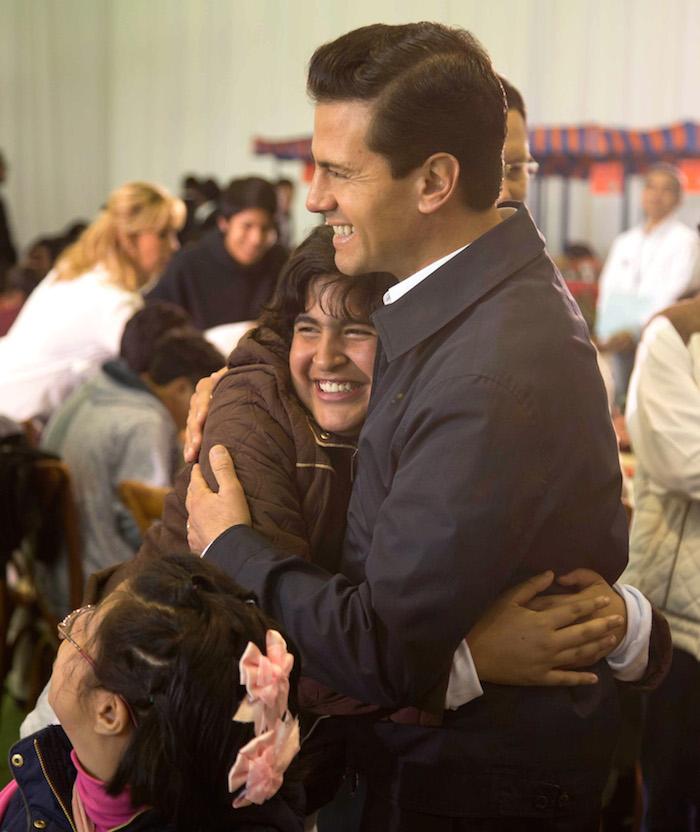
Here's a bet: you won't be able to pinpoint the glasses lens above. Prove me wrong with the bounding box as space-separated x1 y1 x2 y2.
506 160 539 181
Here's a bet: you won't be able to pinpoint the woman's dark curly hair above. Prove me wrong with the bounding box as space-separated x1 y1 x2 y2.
257 225 396 348
80 553 296 830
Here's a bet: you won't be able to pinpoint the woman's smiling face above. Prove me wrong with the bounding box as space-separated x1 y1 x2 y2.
289 277 377 438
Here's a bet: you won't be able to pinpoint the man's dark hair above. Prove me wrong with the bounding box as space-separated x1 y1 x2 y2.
148 329 224 386
276 178 294 189
219 176 277 221
119 302 190 374
259 225 396 348
307 22 506 211
498 75 527 123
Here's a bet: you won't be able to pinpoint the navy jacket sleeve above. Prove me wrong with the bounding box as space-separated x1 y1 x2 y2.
207 374 559 708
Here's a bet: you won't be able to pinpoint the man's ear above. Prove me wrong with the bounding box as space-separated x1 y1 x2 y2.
93 690 132 737
417 154 460 214
216 216 229 234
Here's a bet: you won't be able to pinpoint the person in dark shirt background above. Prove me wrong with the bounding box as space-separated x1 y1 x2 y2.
148 176 288 331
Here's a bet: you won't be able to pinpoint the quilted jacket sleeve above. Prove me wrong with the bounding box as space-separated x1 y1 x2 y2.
142 366 312 563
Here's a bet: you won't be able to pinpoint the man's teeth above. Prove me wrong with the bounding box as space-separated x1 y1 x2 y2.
318 381 360 393
332 224 355 236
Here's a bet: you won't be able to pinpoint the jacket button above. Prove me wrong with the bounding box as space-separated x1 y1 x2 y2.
320 432 330 440
534 794 549 810
34 822 47 829
11 754 23 767
558 792 570 807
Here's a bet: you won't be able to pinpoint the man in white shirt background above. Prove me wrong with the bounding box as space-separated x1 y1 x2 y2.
623 292 700 832
595 164 700 407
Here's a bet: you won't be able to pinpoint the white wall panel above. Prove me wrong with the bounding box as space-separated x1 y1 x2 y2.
1 0 699 256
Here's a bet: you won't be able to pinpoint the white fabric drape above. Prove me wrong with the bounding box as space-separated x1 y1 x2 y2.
2 0 700 256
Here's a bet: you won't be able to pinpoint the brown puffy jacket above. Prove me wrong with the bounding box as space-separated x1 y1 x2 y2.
87 326 439 720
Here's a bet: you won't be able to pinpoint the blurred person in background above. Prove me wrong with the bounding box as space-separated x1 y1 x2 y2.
276 177 296 248
0 182 184 425
179 174 220 246
595 164 700 407
498 76 539 204
148 176 288 331
39 303 223 614
622 291 700 832
0 228 89 335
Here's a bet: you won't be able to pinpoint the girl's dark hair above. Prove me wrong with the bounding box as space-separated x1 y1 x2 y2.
258 225 396 348
84 554 289 830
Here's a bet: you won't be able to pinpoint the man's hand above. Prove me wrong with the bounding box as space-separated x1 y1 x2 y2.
185 445 252 554
183 367 227 464
467 571 625 686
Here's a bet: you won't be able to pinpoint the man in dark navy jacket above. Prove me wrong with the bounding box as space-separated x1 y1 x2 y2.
186 23 629 831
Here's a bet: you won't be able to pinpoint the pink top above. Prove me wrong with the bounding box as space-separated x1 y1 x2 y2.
70 750 148 832
0 780 19 821
0 750 148 831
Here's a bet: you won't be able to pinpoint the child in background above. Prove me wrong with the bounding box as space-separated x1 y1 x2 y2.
0 554 304 832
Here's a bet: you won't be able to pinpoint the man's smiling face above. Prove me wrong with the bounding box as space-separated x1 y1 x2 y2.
305 101 423 281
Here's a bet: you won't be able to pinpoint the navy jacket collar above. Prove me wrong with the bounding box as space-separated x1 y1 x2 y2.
371 203 545 362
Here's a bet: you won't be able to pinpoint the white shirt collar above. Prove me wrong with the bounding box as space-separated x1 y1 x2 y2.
383 243 469 305
382 207 518 305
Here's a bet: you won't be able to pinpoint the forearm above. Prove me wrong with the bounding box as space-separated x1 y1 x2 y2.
206 525 431 708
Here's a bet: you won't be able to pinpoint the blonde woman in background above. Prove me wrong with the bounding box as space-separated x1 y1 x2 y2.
0 182 184 424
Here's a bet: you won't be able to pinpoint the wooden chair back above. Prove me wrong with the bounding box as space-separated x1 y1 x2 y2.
118 480 169 535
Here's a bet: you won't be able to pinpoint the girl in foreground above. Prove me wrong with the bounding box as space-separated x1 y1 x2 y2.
2 554 304 831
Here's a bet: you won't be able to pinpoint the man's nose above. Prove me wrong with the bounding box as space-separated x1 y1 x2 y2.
306 170 335 215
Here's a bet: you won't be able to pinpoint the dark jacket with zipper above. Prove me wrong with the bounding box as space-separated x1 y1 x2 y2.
2 726 164 832
3 725 304 831
206 204 630 820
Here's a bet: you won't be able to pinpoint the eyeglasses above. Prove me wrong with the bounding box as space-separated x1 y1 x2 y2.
57 605 138 726
504 160 540 181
